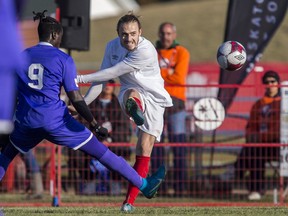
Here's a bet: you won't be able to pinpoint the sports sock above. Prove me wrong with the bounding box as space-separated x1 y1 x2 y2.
123 155 150 205
130 97 143 112
79 135 108 159
79 136 143 188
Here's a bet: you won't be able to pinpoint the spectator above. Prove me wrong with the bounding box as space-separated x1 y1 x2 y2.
151 22 190 196
21 150 44 199
77 12 173 212
235 70 281 201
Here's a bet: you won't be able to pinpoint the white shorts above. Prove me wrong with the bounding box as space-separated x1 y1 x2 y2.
118 89 165 142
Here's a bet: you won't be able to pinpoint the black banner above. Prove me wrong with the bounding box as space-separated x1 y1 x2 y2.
218 0 288 109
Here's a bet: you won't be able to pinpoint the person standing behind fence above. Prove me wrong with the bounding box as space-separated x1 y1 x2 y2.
151 22 190 196
0 11 166 206
20 150 44 199
235 70 281 201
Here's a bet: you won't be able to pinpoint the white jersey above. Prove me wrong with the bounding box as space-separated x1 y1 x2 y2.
102 37 172 107
81 37 172 107
78 36 173 141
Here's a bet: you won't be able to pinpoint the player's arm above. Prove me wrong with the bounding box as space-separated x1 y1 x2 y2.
77 61 135 83
83 42 112 105
66 90 108 139
63 56 108 139
84 82 104 105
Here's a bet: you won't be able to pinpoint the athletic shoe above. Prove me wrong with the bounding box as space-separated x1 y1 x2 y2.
125 97 144 126
141 165 166 199
120 203 135 213
248 192 261 200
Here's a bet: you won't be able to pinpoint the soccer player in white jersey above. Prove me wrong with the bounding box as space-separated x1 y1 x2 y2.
77 12 173 212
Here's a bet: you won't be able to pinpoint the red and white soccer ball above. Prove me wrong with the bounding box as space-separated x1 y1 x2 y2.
217 41 247 71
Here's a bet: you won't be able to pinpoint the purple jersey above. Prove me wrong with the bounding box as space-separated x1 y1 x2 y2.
16 43 79 128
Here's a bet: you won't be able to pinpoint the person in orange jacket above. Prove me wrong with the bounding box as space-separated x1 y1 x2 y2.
235 70 281 201
151 22 190 196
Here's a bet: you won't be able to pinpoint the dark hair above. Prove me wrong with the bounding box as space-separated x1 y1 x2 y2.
108 79 115 84
262 70 280 84
33 10 62 41
116 11 141 34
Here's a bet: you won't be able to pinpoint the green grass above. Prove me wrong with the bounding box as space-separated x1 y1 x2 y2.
3 1 287 214
2 206 288 216
71 0 288 70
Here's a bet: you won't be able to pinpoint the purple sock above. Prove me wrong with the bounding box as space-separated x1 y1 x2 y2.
79 135 143 188
99 149 143 189
79 135 108 159
0 143 19 180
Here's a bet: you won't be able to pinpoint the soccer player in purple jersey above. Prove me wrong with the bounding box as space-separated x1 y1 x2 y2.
0 11 166 201
0 0 24 139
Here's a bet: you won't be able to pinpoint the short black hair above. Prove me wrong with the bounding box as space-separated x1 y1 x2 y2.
116 11 141 34
262 70 280 84
33 10 62 41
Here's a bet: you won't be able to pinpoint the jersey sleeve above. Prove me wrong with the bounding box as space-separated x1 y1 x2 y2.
100 42 112 70
62 56 79 92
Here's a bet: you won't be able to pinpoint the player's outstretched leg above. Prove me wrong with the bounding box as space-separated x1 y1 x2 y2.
79 136 166 209
121 155 150 212
126 97 144 126
121 164 166 213
0 142 19 181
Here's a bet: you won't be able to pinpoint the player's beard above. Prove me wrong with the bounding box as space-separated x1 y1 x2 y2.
121 39 138 51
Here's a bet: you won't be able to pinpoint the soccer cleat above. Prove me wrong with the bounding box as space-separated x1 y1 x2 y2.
141 165 166 199
120 203 135 213
125 97 144 126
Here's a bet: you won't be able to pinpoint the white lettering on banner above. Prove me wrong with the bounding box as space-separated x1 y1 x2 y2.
245 0 279 74
280 81 288 177
267 1 278 12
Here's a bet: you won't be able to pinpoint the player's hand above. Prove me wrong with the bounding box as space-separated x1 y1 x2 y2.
90 124 109 141
68 105 79 119
77 75 85 83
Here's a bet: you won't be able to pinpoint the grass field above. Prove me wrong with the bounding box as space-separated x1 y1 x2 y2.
2 206 288 216
3 1 288 214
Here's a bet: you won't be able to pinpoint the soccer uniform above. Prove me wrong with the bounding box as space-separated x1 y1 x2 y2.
79 37 173 141
0 0 24 134
11 42 93 153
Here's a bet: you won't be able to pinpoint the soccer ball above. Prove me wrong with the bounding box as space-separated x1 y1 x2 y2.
217 41 247 71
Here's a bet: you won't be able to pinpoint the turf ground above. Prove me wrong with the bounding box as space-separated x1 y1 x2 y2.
7 0 288 214
2 206 288 216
